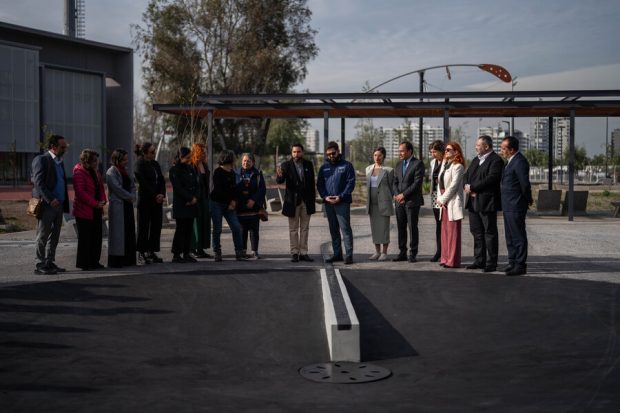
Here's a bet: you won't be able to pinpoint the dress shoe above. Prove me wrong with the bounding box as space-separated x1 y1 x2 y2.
172 255 186 263
235 252 249 261
483 266 497 273
501 264 514 273
250 251 260 259
430 254 440 262
148 253 164 263
368 252 380 260
378 253 388 261
291 254 299 262
92 263 105 269
34 266 57 275
192 249 209 258
344 256 353 265
392 255 408 262
408 256 417 263
299 254 314 262
214 252 222 262
48 263 66 272
466 263 484 270
506 268 526 276
183 254 198 263
325 255 343 263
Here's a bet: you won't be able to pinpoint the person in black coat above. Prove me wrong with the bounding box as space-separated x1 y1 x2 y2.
500 136 533 276
276 143 316 262
463 135 504 273
134 142 166 264
169 147 199 263
392 141 425 263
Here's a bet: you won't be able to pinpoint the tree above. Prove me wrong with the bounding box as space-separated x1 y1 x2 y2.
133 0 318 152
349 119 383 170
523 148 548 167
265 118 308 169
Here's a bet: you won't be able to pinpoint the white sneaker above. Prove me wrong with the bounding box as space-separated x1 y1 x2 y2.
378 253 388 261
369 252 380 260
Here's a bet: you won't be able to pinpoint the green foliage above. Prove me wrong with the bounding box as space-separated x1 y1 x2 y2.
349 119 383 169
266 119 308 155
133 0 318 152
523 148 548 167
602 190 611 197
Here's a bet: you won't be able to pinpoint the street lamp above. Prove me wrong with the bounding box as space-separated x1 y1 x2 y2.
362 63 512 159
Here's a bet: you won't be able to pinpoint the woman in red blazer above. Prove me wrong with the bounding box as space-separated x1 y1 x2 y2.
72 149 107 270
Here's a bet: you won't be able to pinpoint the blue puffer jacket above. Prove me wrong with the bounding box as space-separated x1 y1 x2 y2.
317 157 356 204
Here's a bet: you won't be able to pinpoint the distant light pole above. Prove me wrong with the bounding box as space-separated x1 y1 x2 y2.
605 117 609 178
362 63 512 159
511 77 518 135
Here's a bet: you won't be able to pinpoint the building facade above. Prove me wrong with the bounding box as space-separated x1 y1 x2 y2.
0 21 132 182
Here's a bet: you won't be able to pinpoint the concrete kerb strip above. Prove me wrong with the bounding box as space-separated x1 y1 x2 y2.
320 267 360 362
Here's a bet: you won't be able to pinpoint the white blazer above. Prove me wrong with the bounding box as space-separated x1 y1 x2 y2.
437 162 464 221
365 164 394 216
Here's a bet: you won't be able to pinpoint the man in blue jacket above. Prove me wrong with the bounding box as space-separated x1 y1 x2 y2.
317 141 356 264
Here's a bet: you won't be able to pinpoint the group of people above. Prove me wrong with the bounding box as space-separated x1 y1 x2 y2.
30 136 267 274
380 135 532 276
31 134 532 277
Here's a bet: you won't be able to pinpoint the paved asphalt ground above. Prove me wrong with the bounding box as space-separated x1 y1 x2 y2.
1 209 619 412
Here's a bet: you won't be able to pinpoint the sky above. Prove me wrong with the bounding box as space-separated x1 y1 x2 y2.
1 0 619 156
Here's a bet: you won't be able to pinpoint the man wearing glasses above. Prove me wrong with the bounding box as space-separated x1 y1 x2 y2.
317 141 356 264
31 134 70 275
392 141 425 263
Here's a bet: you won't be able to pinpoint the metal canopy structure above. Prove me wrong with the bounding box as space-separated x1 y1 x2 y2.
153 89 620 221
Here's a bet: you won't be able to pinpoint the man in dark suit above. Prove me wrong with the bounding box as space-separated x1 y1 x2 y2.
392 141 425 262
276 143 316 262
463 135 504 273
31 134 70 275
500 136 533 276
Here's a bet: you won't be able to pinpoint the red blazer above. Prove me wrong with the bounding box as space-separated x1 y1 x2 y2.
72 163 107 220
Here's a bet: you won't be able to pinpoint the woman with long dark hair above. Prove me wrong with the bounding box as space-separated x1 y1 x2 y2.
106 148 137 268
428 140 445 262
436 141 465 269
169 147 199 263
364 146 394 261
72 149 106 270
190 143 213 258
134 142 165 264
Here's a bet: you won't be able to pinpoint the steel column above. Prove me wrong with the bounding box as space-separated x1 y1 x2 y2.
548 117 553 190
567 110 576 221
341 118 346 158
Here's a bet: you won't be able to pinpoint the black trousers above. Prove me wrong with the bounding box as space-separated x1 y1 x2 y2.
503 211 528 269
432 207 442 257
75 210 103 269
468 210 498 267
137 201 163 253
395 205 420 257
238 215 260 252
172 217 193 255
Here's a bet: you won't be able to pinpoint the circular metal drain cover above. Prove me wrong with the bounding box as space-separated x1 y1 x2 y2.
299 362 391 383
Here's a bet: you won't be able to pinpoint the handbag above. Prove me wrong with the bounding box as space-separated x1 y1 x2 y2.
26 197 43 219
257 207 268 222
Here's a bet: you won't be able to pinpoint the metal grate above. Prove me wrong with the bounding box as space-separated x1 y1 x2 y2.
299 362 391 384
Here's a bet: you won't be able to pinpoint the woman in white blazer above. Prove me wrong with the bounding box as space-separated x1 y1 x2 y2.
365 147 394 261
436 141 465 268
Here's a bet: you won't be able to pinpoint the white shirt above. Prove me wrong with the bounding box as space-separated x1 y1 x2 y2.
370 175 379 188
477 151 492 165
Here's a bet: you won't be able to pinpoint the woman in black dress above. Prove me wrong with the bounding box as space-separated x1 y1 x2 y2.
169 147 199 263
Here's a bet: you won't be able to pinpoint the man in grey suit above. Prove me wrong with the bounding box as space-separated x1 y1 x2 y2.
392 141 425 262
500 136 533 276
31 135 70 275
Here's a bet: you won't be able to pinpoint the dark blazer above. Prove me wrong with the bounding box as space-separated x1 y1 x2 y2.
31 152 70 213
463 151 504 213
501 152 532 213
276 159 316 217
134 158 166 205
169 162 199 219
392 156 425 208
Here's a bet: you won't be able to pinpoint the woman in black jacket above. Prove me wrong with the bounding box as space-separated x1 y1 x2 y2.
169 147 199 263
134 142 165 264
235 153 266 259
